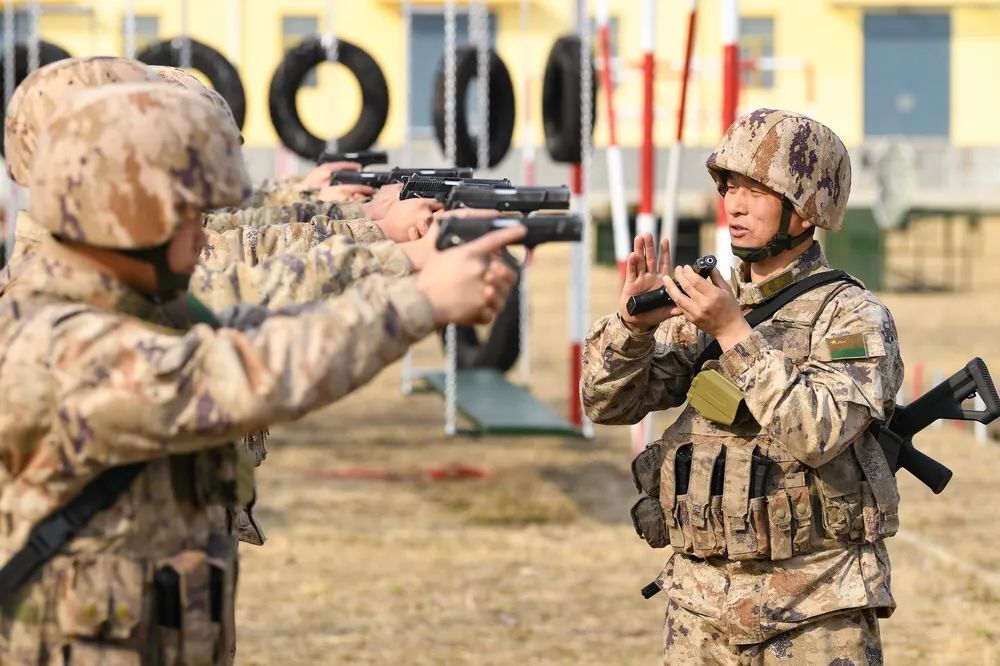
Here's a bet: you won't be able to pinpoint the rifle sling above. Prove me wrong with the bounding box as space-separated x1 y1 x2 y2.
0 463 146 602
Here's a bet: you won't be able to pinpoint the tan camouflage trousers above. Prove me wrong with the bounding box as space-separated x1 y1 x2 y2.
663 599 883 665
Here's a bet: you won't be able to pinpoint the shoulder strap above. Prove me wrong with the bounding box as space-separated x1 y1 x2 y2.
691 269 860 375
0 463 145 601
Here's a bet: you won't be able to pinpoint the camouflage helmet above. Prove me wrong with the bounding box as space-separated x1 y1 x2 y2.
28 83 250 249
706 108 852 232
4 56 160 184
151 65 239 131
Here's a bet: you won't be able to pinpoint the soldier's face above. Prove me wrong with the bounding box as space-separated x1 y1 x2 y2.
166 208 207 275
723 173 807 247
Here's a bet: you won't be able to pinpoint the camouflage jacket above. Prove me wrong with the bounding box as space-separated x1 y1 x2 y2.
191 236 413 312
199 217 407 272
582 242 904 645
203 202 378 240
247 176 309 207
0 237 434 663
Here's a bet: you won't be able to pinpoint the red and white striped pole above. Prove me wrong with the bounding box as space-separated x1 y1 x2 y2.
596 0 630 280
660 0 698 259
631 0 657 453
716 0 740 273
569 163 585 429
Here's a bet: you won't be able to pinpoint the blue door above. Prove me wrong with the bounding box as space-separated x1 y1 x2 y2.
864 13 950 137
409 13 495 137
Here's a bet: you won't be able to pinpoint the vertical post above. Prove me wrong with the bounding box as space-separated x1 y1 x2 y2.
443 0 458 435
517 0 533 384
571 0 594 438
123 0 136 59
322 0 339 155
27 0 40 72
716 0 739 274
400 0 416 395
3 0 17 260
179 0 191 69
631 0 657 453
472 0 489 173
974 395 988 443
228 0 243 67
595 0 629 281
661 0 699 263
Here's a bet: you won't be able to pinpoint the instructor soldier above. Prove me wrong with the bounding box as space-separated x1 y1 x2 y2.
582 109 903 664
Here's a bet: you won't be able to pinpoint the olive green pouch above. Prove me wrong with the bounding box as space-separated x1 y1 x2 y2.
688 369 745 426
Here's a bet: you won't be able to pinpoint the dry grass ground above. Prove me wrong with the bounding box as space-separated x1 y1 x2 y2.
235 217 1000 665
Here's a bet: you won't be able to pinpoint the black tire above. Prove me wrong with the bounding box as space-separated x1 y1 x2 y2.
542 35 597 164
432 46 515 168
0 41 73 157
439 257 521 373
269 37 389 160
137 37 246 130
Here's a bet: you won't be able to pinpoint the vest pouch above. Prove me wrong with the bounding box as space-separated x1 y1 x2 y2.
784 473 816 556
681 443 727 558
154 550 226 666
722 445 771 560
55 555 148 642
659 443 689 553
630 496 669 549
631 442 664 495
812 453 869 545
766 490 794 561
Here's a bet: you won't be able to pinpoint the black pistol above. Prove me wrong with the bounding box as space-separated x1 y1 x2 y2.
435 215 582 251
315 149 388 167
400 176 512 202
445 184 571 213
626 255 719 316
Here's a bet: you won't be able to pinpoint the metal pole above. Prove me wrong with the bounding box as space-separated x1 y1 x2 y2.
179 0 191 69
400 0 416 395
632 0 657 454
443 0 458 435
322 0 339 154
715 0 739 274
661 0 699 262
595 0 629 281
123 0 136 59
27 0 39 72
473 1 489 172
570 0 594 438
3 0 17 260
517 0 533 385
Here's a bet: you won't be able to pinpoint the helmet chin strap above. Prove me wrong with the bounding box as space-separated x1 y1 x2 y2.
115 244 192 301
731 197 814 264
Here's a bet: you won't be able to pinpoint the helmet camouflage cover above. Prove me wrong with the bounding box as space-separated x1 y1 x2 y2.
706 108 852 232
4 56 161 184
29 83 250 249
151 65 239 131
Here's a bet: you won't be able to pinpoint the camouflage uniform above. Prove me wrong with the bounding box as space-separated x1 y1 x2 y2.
202 203 381 241
0 84 435 665
582 110 903 665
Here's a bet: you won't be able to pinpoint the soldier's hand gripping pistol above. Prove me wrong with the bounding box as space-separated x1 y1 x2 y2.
626 255 719 316
872 357 1000 494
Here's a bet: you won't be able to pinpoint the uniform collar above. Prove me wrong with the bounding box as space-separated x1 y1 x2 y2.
12 236 161 320
729 242 829 308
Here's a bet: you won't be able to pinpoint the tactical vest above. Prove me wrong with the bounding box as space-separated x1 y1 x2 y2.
629 281 900 561
0 285 254 664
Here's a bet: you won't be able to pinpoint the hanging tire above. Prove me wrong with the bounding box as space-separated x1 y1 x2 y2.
0 41 72 157
269 37 389 160
542 35 597 164
439 257 521 373
137 37 246 130
432 45 515 168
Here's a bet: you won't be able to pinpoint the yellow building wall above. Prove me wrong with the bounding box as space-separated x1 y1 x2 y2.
19 0 1000 149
